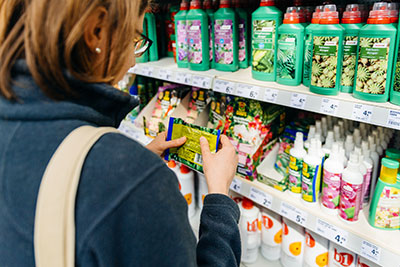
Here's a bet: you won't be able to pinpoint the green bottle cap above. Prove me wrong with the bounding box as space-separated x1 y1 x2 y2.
382 158 400 169
386 148 400 160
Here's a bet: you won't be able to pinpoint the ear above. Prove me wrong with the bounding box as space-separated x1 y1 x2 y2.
83 6 108 54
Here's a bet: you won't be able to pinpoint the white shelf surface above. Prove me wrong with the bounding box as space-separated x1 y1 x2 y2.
129 57 400 130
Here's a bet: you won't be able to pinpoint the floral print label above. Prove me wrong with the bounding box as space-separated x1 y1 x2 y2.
339 181 362 222
288 155 303 193
252 20 276 73
355 37 390 95
177 20 188 62
302 162 320 202
374 186 400 229
322 169 341 210
340 36 358 87
214 19 234 65
238 18 246 62
187 20 203 64
303 33 312 81
208 19 213 62
393 48 400 92
277 34 297 80
362 167 372 205
311 36 339 88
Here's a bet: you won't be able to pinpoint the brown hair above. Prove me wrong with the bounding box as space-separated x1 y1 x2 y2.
0 0 149 100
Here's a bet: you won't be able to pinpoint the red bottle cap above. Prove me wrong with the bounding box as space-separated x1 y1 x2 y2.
283 7 302 24
180 0 189 11
293 0 302 7
190 0 202 9
167 160 177 168
297 7 307 23
180 165 191 174
388 3 399 23
319 4 340 24
260 0 274 7
219 0 231 8
367 2 391 24
342 4 362 24
203 0 213 10
242 198 254 210
232 0 240 8
311 5 323 24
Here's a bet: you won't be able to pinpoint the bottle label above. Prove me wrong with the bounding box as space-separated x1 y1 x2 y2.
277 33 297 81
302 162 320 202
288 155 303 193
187 20 203 64
311 36 339 88
303 33 312 81
339 181 362 222
374 186 400 229
209 19 213 62
393 46 400 93
355 37 391 95
322 169 341 210
238 18 246 62
214 19 234 65
362 167 372 204
177 20 188 63
340 36 358 88
252 19 276 74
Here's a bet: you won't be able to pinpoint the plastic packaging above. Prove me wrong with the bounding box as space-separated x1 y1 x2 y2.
304 230 329 267
281 218 305 267
344 135 354 159
177 165 196 218
204 0 215 69
389 8 400 105
234 0 250 69
197 173 208 210
175 1 190 68
302 139 323 204
260 207 282 261
240 198 261 263
288 132 307 195
328 242 357 267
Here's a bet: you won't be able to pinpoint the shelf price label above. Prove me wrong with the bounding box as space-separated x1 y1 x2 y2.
315 219 348 246
248 187 273 209
158 69 173 81
320 98 339 115
214 79 236 95
175 72 192 85
361 240 381 264
192 75 212 88
229 178 242 193
290 93 307 109
352 104 373 123
279 202 307 226
141 66 155 77
128 65 139 74
236 83 260 100
264 88 279 103
387 110 400 130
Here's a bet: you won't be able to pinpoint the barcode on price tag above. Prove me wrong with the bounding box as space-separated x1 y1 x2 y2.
214 80 236 95
290 93 307 109
320 98 339 115
279 202 307 226
352 104 373 123
264 88 279 103
158 69 173 81
248 187 273 209
387 110 400 130
142 66 155 77
236 84 260 99
315 219 348 246
175 72 192 85
229 178 242 193
361 240 381 264
192 75 212 88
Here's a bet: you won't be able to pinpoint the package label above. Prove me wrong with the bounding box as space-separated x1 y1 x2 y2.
176 20 188 62
302 162 320 202
252 20 276 73
311 36 339 88
393 47 400 92
238 18 247 62
374 186 400 229
303 33 312 81
277 33 297 80
341 36 358 87
322 169 341 210
288 155 303 193
215 19 234 65
339 181 362 222
187 20 203 64
209 19 213 62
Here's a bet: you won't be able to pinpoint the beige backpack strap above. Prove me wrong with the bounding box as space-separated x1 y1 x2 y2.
34 125 119 267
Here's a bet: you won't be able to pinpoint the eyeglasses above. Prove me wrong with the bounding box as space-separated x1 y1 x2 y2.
134 34 153 57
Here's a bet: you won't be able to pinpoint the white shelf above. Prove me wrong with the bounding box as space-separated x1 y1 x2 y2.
129 57 400 130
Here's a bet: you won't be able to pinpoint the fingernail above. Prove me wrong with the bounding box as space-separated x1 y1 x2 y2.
180 137 186 141
200 136 205 142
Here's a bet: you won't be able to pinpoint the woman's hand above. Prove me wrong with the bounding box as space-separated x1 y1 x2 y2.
146 132 186 157
200 135 238 196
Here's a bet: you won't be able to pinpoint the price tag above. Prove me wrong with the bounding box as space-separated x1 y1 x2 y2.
320 98 339 115
264 88 279 103
229 178 242 193
315 219 348 246
128 65 139 74
214 79 236 95
361 240 381 264
192 75 212 88
387 110 400 130
249 187 273 208
279 202 307 226
290 93 307 109
141 66 155 77
352 104 373 123
175 72 192 85
158 69 173 81
236 84 260 99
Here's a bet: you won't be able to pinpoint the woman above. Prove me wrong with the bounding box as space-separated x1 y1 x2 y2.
0 0 241 266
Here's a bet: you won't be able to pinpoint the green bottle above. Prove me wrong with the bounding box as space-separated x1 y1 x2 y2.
175 1 189 68
276 7 305 86
204 0 215 69
136 17 149 63
354 2 397 103
303 5 323 87
390 5 400 106
145 12 159 62
234 0 250 69
186 0 210 71
251 0 282 81
214 0 239 72
339 4 363 93
310 5 344 96
388 2 399 27
369 158 400 230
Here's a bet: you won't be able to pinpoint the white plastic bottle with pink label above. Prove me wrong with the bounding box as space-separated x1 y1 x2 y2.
304 230 329 267
328 242 357 267
361 142 374 207
281 218 305 267
239 198 261 264
260 207 282 261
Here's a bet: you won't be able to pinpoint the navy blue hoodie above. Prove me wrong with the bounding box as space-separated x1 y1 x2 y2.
0 60 241 267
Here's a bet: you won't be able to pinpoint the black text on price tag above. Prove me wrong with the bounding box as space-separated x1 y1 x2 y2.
214 80 236 95
279 202 307 226
142 66 155 76
316 219 348 246
248 187 273 209
158 69 173 81
290 93 307 109
387 110 400 130
236 84 260 100
352 104 373 123
361 240 381 264
175 72 192 85
229 178 242 193
320 98 339 115
192 75 212 88
264 88 279 103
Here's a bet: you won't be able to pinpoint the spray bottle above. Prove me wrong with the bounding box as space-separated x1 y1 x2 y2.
368 142 381 200
361 142 374 207
302 139 323 204
175 1 190 68
288 132 307 195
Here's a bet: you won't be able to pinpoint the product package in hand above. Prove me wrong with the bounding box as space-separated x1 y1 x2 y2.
186 88 211 124
165 117 221 172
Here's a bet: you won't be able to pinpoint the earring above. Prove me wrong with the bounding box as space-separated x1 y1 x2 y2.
95 48 101 54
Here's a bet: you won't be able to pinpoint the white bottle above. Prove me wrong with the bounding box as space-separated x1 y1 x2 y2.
368 143 380 203
372 131 383 156
339 147 348 168
281 218 305 267
260 208 282 261
334 125 342 142
328 242 357 267
357 256 380 267
304 230 329 267
197 173 208 210
359 123 367 140
177 165 196 218
361 144 373 207
305 126 316 150
355 148 367 210
379 131 388 150
316 120 324 143
339 153 363 223
288 132 307 196
302 140 323 205
327 116 333 130
321 144 344 214
338 120 345 138
167 160 180 176
323 131 334 158
348 120 355 133
344 135 354 159
321 117 328 138
239 198 261 263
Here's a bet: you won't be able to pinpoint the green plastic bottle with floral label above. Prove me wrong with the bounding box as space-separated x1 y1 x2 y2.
175 1 189 68
234 0 250 69
204 0 215 69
